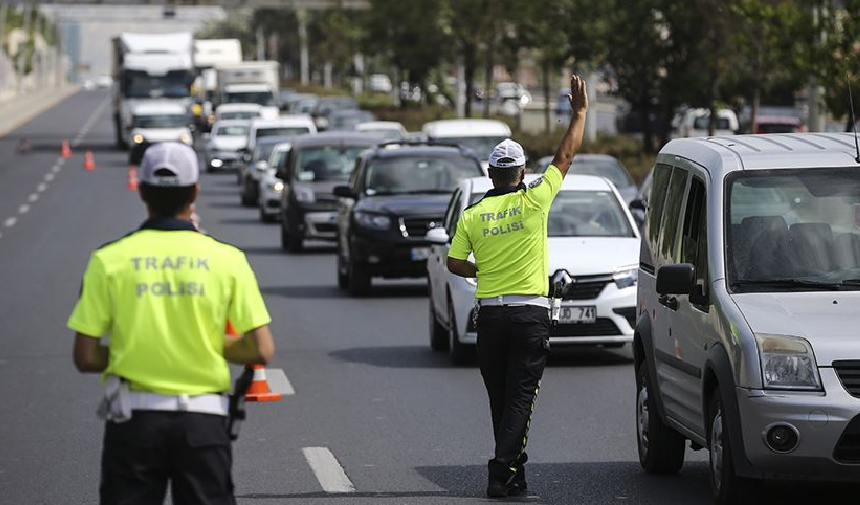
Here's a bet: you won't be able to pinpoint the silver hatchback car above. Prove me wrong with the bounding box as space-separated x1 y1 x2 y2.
635 133 860 504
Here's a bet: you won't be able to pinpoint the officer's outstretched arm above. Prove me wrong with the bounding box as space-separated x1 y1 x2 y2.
223 325 275 365
73 333 109 373
447 257 477 278
551 75 588 176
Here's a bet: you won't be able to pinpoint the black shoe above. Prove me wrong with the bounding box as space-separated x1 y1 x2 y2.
486 480 509 498
507 480 528 497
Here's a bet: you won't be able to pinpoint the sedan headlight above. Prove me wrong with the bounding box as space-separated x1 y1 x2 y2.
273 181 284 193
755 333 822 391
179 132 192 145
354 211 391 230
210 158 223 168
132 133 145 145
295 187 315 203
613 265 638 289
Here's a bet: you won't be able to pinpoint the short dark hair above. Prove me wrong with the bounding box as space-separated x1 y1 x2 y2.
488 166 524 186
139 183 196 218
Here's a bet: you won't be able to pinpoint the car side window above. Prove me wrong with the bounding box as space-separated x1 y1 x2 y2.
657 167 690 266
680 176 709 305
349 157 364 192
444 189 462 234
646 164 673 257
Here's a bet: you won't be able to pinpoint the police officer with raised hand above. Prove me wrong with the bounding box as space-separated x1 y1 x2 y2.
447 75 588 498
68 142 275 505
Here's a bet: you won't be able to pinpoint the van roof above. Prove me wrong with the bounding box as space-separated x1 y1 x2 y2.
661 133 860 174
130 101 187 114
251 117 314 129
422 119 511 137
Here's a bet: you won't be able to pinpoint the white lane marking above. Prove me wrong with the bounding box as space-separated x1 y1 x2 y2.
44 173 55 182
28 193 38 202
264 368 295 396
18 204 30 214
71 96 110 147
36 183 48 193
57 157 66 166
52 164 61 173
4 217 17 227
302 447 355 493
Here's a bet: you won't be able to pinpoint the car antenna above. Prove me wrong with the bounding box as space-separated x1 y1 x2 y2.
848 72 860 164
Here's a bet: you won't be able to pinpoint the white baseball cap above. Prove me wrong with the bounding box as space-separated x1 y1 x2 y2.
488 138 526 169
139 142 199 187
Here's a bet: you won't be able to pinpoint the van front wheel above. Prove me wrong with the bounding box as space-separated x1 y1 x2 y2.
636 364 685 474
708 390 760 505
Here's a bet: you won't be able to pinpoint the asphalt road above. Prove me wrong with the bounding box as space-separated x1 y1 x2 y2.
0 91 855 505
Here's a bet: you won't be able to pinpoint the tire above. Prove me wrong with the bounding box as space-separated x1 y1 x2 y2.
336 239 348 290
259 205 275 223
636 363 685 474
286 213 304 253
448 297 471 365
280 221 290 251
347 254 371 297
241 178 255 206
429 294 449 352
708 388 760 505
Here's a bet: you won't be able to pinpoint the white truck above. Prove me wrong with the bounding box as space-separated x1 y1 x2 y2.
193 39 242 130
111 32 195 149
215 61 280 114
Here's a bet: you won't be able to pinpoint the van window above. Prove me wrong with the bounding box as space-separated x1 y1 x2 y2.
681 177 708 301
657 167 689 264
646 164 673 252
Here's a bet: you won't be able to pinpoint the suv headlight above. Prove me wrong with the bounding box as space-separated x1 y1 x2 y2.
354 211 391 230
613 265 638 289
273 181 284 193
295 187 315 203
755 333 822 391
132 133 145 144
179 132 192 145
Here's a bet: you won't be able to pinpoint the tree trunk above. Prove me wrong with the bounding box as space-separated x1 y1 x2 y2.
543 62 552 134
640 92 654 153
483 44 494 119
708 74 719 136
463 42 475 117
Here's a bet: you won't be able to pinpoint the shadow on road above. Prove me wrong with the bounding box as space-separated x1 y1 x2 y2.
545 346 634 368
237 491 456 501
219 217 264 225
261 285 343 299
241 246 286 256
329 345 451 369
206 200 246 209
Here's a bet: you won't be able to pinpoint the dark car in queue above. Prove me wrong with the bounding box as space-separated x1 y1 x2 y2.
334 142 485 296
312 96 358 131
239 136 292 204
277 132 380 252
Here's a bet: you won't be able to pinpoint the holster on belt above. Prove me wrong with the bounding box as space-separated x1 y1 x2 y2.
97 375 133 423
227 366 255 441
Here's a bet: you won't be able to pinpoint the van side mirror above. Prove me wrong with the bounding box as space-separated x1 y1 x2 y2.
426 227 449 245
656 264 695 295
333 186 354 199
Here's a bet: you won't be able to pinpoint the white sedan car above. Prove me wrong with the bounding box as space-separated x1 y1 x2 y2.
257 142 291 223
427 174 640 363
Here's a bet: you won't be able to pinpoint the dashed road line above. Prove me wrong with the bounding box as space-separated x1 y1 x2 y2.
52 164 62 174
44 173 55 182
302 447 355 493
28 193 38 203
265 368 295 396
18 204 30 215
71 96 110 148
4 217 17 228
36 183 48 193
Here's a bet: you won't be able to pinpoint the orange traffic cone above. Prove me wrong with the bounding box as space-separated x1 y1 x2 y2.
244 365 282 402
61 139 71 158
84 151 96 171
127 166 138 191
224 321 281 402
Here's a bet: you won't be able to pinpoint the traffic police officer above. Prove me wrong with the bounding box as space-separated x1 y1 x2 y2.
447 75 588 498
69 142 275 505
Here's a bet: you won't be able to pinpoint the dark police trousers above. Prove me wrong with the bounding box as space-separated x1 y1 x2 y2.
476 305 550 483
100 411 235 505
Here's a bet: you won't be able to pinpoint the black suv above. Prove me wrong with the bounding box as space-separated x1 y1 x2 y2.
276 132 380 252
334 142 484 295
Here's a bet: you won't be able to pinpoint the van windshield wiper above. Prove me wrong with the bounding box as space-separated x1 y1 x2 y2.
731 279 846 291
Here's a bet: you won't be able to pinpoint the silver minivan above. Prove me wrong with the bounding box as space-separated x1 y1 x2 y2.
635 133 860 504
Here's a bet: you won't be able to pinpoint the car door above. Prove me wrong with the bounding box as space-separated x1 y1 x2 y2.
670 171 713 437
338 157 364 260
431 187 463 326
651 165 696 427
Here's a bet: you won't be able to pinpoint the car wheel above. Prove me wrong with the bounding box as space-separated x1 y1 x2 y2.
259 204 274 223
636 363 685 474
280 220 290 251
286 213 304 253
448 296 471 365
241 178 255 206
429 292 449 352
709 388 760 505
336 238 348 290
347 251 371 297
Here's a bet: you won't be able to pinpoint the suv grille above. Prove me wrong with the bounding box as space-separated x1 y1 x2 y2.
834 414 860 463
552 318 621 337
400 217 441 238
554 275 612 301
833 360 860 398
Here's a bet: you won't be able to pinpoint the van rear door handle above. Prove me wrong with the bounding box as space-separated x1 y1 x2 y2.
659 295 679 311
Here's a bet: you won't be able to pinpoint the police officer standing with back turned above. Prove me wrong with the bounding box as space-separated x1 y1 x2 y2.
447 75 588 498
68 142 275 505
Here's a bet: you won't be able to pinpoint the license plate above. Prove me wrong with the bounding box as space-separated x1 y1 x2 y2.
410 247 431 261
559 305 596 324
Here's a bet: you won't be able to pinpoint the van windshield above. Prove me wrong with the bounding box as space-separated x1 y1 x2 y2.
438 136 508 160
727 168 860 291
